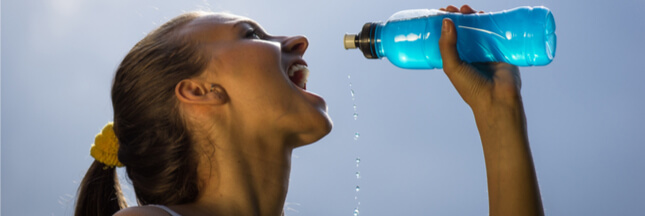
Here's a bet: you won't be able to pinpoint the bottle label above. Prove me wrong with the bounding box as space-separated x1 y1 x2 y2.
387 9 447 22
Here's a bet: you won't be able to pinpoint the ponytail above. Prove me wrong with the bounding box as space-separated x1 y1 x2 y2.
75 12 208 214
74 161 127 216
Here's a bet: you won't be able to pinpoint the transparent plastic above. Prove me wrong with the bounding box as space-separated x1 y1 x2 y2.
373 6 556 69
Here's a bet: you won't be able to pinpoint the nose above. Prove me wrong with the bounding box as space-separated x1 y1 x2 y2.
281 35 309 56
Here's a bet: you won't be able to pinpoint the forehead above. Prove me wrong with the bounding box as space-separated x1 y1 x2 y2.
189 13 249 27
180 13 257 42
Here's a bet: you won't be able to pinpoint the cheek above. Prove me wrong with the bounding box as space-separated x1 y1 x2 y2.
213 42 293 108
216 41 282 78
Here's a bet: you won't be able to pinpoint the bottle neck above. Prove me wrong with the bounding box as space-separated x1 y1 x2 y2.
355 22 383 59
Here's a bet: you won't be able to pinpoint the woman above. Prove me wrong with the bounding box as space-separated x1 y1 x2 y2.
75 5 543 216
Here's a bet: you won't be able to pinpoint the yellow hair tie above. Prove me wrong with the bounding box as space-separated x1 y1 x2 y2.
90 122 124 167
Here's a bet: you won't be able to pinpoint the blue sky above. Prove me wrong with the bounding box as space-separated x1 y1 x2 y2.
2 0 645 215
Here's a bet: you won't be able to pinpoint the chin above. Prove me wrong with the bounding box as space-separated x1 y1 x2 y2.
294 111 333 148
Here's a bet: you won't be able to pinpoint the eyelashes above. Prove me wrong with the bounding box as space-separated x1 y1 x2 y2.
236 20 268 40
244 28 265 40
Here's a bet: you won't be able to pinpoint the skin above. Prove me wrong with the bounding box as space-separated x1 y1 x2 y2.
439 5 544 216
117 4 543 216
116 13 332 216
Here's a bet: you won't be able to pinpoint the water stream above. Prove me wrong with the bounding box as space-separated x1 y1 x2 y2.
349 74 361 216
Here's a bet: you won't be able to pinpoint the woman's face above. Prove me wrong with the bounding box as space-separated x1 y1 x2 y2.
183 13 332 146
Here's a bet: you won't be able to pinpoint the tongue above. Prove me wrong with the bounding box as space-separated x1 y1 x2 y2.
290 71 304 88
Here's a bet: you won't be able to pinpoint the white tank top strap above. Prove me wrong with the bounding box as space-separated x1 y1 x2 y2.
148 204 182 216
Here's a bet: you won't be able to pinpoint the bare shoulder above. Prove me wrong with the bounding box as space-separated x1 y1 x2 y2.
114 206 171 216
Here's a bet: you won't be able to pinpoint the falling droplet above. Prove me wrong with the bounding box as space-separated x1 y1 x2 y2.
349 73 362 214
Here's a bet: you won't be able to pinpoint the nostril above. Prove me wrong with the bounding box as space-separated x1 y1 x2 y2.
290 43 306 52
284 36 308 54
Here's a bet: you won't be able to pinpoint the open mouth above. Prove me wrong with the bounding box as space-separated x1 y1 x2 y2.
287 64 309 90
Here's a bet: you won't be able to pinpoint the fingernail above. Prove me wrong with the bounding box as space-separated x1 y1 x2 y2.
442 19 451 32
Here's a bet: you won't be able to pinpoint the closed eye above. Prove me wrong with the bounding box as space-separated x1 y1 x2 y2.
235 20 269 40
244 29 263 39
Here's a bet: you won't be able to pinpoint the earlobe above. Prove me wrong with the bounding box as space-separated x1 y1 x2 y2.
175 80 228 105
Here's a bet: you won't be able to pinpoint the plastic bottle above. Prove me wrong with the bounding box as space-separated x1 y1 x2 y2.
344 6 556 69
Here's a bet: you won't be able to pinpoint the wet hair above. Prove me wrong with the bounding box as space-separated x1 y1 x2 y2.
75 11 211 216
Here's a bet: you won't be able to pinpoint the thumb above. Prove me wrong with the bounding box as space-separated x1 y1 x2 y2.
438 18 462 72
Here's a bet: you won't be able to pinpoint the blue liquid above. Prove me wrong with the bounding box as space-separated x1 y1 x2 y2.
374 6 556 69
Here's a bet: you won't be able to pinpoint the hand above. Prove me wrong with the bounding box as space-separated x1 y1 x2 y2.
439 5 523 113
438 6 543 216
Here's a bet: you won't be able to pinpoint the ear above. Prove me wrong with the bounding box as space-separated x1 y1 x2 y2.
175 79 228 105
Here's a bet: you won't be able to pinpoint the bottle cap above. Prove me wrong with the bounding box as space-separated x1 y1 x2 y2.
344 34 357 49
344 22 379 59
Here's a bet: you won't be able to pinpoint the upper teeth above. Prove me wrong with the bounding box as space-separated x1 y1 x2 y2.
288 64 309 84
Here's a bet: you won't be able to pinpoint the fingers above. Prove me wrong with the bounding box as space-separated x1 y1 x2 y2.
459 5 477 14
438 18 462 72
439 5 483 14
439 5 459 12
439 18 482 106
446 5 459 12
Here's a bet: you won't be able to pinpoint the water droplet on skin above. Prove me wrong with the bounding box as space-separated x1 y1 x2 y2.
354 132 360 140
354 208 360 216
355 185 360 192
353 113 358 120
356 171 360 179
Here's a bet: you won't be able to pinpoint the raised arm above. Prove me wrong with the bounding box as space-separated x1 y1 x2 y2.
438 5 544 216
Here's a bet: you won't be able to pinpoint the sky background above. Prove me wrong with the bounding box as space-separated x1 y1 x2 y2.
2 0 645 215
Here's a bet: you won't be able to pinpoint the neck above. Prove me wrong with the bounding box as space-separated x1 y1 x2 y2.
185 131 294 216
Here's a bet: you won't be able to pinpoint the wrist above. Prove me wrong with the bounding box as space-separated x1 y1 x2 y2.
472 94 524 118
471 97 527 135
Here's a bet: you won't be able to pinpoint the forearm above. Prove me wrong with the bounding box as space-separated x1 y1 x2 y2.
473 101 544 216
436 5 543 213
